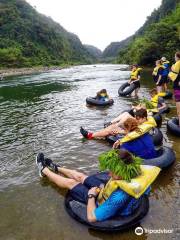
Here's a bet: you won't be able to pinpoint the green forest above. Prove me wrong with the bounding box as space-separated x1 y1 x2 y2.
116 0 180 65
0 0 179 68
0 0 95 68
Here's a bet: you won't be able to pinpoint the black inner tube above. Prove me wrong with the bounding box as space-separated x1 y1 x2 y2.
162 91 173 99
167 117 180 137
153 113 162 128
64 172 149 232
86 97 114 106
142 146 175 168
118 82 137 97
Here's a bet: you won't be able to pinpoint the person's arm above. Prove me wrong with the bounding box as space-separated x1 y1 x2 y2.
156 74 162 85
113 139 121 148
87 198 97 222
111 114 124 124
87 187 99 222
94 190 131 221
128 79 132 84
158 97 167 110
158 102 166 110
111 112 132 124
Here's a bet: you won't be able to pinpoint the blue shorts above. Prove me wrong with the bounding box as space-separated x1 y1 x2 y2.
69 175 105 204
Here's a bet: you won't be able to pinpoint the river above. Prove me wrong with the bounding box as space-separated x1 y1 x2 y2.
0 64 179 240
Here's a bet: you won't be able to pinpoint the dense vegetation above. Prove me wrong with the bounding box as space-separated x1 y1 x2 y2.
116 0 180 65
0 0 95 68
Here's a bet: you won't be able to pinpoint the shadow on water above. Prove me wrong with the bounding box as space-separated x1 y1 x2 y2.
0 81 71 101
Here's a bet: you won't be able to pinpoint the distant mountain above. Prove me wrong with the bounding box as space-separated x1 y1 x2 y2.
84 44 102 59
116 0 180 65
0 0 95 67
103 0 180 65
102 36 133 58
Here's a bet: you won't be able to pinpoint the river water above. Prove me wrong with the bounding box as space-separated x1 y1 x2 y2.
0 64 179 240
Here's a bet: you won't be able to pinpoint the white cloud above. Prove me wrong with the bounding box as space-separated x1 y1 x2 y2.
26 0 162 50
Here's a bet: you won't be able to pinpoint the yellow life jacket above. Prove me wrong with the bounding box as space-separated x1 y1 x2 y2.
97 165 161 204
162 60 169 65
150 94 159 108
119 116 157 144
130 68 142 80
147 108 158 113
158 92 166 97
168 60 180 82
152 65 164 76
100 93 108 97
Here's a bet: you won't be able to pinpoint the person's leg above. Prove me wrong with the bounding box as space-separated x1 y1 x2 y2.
80 125 123 139
43 166 90 204
44 157 89 183
164 83 166 91
114 112 133 127
92 125 120 138
42 167 79 189
157 85 162 93
57 167 88 183
111 112 130 124
134 88 139 97
176 101 180 126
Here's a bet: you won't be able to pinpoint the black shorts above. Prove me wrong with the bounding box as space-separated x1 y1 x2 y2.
133 81 140 88
162 76 169 84
69 175 105 204
128 109 135 117
156 79 164 86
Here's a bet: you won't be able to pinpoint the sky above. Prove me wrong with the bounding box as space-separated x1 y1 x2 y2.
26 0 162 51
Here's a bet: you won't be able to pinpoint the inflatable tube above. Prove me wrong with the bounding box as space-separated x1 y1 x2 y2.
65 172 149 232
167 117 180 137
118 82 137 97
106 128 163 147
143 146 175 168
159 107 170 114
153 113 162 128
149 128 163 146
162 91 173 99
86 97 114 106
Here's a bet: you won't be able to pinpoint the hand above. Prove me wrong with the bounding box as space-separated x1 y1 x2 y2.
113 140 120 149
88 187 99 197
112 129 120 135
156 82 159 85
71 170 85 182
104 122 112 128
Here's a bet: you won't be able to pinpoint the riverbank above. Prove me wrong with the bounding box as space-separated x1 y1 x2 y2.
0 63 127 79
0 66 68 78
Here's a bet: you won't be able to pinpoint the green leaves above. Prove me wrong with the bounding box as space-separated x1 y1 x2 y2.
138 98 155 109
98 149 142 182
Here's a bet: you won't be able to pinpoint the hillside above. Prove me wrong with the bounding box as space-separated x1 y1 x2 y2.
84 44 102 60
0 0 95 68
103 0 180 64
116 0 180 65
102 36 133 59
